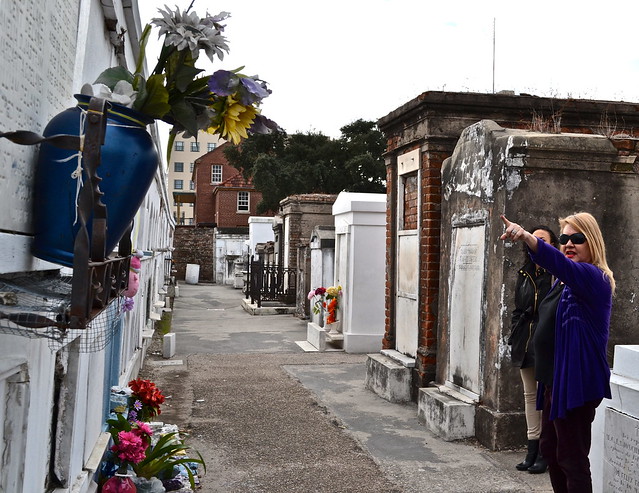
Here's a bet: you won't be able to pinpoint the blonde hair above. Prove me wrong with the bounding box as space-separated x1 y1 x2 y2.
560 212 616 294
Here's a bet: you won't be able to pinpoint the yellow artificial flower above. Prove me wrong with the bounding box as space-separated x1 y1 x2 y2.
326 286 340 298
208 96 259 145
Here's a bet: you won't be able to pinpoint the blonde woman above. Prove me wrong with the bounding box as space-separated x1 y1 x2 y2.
500 212 614 493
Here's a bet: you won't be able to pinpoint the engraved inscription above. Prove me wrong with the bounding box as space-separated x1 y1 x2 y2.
603 408 639 492
456 244 480 271
448 225 485 394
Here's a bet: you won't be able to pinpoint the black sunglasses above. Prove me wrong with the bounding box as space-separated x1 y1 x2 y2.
559 233 587 245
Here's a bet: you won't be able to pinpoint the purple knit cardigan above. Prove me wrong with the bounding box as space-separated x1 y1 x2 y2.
530 239 612 420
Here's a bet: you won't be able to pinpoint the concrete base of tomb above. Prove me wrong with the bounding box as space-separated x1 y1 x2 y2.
364 351 413 403
417 386 475 441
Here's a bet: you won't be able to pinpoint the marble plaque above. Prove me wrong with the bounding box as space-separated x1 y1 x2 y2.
447 224 485 396
603 408 639 492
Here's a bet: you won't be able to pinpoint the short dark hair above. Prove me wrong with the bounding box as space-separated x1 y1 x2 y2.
528 224 559 248
521 224 559 256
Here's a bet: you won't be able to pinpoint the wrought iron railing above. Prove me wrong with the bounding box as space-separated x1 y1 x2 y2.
246 261 296 307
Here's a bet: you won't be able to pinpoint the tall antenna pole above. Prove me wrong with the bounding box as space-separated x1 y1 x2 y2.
492 18 496 94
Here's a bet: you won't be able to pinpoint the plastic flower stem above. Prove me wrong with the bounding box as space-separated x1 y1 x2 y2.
134 24 153 75
152 43 175 78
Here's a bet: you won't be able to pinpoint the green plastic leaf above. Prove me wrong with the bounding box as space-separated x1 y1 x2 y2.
94 67 134 90
174 65 205 93
170 99 199 137
134 74 171 119
166 132 177 163
133 431 205 490
135 24 153 75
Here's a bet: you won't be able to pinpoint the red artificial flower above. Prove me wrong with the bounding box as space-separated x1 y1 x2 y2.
326 298 338 324
128 378 165 418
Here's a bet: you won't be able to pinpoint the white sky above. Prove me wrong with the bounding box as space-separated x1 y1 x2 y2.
138 0 639 139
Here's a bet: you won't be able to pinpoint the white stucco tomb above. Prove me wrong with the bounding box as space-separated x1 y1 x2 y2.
333 192 386 353
591 345 639 493
248 216 275 260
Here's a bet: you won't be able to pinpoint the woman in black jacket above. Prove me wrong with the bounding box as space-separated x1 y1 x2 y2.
508 225 558 474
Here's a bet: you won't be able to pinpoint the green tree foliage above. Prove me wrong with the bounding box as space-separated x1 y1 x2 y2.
224 119 386 213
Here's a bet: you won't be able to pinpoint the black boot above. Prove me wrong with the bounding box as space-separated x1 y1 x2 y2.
516 439 539 471
528 451 548 474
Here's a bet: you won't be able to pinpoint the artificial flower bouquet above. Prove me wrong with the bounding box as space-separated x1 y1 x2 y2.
106 414 154 473
308 285 342 324
82 5 278 153
127 378 166 422
102 378 205 490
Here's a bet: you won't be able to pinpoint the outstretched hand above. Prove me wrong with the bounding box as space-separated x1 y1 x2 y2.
499 215 524 241
500 214 539 253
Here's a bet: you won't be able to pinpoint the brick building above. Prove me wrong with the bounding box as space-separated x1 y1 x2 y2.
192 142 264 227
171 143 270 284
169 132 223 225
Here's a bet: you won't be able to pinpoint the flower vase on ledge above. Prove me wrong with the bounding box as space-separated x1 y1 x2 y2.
325 320 341 337
32 95 159 267
102 473 137 493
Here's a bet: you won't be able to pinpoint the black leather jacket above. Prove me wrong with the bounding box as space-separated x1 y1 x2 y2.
508 261 553 368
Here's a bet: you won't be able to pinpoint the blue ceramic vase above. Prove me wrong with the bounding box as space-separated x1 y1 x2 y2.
33 95 159 267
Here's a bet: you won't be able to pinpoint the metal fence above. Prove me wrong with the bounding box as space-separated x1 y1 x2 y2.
246 262 296 307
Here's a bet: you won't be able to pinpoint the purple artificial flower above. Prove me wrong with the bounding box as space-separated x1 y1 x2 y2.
249 114 280 136
123 297 135 312
128 410 138 421
208 70 272 106
237 76 271 105
208 70 239 97
133 399 143 411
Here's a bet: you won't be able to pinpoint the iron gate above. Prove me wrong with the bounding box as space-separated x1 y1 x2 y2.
246 262 296 307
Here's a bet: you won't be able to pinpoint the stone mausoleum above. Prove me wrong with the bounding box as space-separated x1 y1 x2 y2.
371 91 639 450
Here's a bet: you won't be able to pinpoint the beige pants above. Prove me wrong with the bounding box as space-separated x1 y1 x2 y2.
520 366 541 440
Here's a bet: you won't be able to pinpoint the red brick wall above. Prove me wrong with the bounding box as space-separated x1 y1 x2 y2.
194 143 265 226
415 150 447 387
383 161 396 350
279 194 337 271
214 188 264 228
402 173 418 230
172 225 215 281
193 145 233 224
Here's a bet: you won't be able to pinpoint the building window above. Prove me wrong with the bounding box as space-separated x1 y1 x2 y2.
211 164 222 184
207 142 216 152
174 179 183 190
190 162 194 172
175 141 184 151
238 191 249 212
191 141 200 152
174 161 184 172
189 180 195 190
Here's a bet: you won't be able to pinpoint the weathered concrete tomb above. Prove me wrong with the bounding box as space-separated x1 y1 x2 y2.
373 91 639 450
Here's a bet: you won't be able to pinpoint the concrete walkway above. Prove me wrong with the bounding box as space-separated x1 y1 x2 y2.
141 283 552 492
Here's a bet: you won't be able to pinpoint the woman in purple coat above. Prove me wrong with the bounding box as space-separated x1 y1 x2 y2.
500 212 614 493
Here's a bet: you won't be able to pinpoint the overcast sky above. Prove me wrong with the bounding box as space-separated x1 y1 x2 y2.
138 1 639 139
